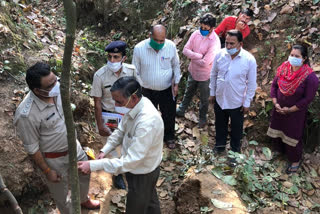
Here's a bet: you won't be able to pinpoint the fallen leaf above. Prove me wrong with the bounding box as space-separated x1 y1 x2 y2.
192 127 200 139
249 111 256 117
280 5 294 14
243 120 254 129
267 12 277 22
156 178 165 187
159 190 168 198
283 181 293 188
111 195 121 204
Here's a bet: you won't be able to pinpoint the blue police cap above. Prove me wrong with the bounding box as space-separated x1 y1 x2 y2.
105 41 126 55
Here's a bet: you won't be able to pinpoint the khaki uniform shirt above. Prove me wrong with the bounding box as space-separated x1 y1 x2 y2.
90 97 164 175
90 63 139 111
14 91 82 155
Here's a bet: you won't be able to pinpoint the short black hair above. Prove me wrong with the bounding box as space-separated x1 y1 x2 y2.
200 13 216 28
292 44 310 65
26 62 51 90
111 76 142 98
242 8 254 17
226 30 243 42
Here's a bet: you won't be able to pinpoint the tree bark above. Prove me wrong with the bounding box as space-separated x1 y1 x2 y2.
0 174 23 214
61 0 81 213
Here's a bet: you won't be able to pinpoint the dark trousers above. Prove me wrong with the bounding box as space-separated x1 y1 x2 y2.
125 167 161 214
273 138 303 163
214 102 244 153
142 87 176 141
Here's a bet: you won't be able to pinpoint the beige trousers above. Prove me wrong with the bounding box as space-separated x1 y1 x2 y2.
45 143 90 214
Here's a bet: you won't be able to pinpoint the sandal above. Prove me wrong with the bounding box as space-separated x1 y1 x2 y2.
285 161 302 174
165 140 176 149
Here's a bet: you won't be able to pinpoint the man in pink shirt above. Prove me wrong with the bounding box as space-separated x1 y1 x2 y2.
176 13 221 128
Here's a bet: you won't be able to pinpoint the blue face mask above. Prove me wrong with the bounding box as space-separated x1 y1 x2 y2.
200 28 210 36
226 48 239 55
288 56 303 67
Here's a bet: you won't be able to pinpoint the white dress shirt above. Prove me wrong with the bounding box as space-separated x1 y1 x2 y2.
90 97 164 175
209 48 257 109
132 38 181 91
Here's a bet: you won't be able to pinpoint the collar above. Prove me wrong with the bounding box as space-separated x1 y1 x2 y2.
127 97 145 119
30 91 55 112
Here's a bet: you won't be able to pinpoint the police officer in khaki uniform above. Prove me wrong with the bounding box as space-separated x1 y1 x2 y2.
90 41 139 189
14 62 100 214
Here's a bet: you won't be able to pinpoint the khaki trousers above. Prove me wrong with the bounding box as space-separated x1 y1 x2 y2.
45 143 90 214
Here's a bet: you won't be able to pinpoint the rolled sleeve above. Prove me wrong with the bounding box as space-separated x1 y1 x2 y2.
90 74 103 97
243 58 257 107
15 117 40 154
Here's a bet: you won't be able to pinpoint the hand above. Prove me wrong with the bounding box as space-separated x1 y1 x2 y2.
209 96 215 104
241 106 249 114
78 161 91 175
275 103 282 112
236 21 246 30
98 127 112 137
97 152 105 159
173 84 179 97
46 169 61 183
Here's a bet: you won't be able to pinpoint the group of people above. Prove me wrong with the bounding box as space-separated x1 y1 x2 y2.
14 7 319 214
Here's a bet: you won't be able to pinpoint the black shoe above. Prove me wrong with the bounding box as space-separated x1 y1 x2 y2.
113 174 126 190
228 158 237 168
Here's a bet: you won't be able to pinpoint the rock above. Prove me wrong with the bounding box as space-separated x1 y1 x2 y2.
174 167 247 214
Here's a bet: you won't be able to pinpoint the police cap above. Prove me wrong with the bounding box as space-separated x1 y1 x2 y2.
105 41 126 56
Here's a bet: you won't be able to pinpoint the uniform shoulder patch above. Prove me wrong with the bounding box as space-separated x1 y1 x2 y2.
20 96 34 117
96 65 108 77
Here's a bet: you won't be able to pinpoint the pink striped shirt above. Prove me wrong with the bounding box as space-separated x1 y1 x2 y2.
183 30 221 81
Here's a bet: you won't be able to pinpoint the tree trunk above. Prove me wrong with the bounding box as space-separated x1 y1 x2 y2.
0 174 23 214
61 0 81 213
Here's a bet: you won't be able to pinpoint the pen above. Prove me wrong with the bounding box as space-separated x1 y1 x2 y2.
46 113 55 120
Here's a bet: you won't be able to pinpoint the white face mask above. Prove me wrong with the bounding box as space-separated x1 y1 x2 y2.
48 81 60 97
115 106 131 114
107 61 122 73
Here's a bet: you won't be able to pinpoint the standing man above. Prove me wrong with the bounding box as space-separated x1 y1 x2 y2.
132 24 181 149
78 77 163 214
90 41 139 189
215 8 254 48
14 62 100 214
176 13 221 128
209 30 257 159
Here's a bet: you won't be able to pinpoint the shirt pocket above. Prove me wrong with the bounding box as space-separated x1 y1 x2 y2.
42 112 59 130
103 85 112 98
160 56 171 70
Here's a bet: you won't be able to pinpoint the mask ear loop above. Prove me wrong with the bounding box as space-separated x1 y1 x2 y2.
125 89 139 107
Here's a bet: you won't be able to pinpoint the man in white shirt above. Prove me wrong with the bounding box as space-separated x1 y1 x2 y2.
132 24 181 149
90 41 139 189
78 77 163 214
209 29 257 157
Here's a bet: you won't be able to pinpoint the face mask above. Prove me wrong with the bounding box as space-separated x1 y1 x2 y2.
226 48 239 55
115 106 130 114
200 28 210 36
149 38 165 50
288 56 303 67
107 60 122 73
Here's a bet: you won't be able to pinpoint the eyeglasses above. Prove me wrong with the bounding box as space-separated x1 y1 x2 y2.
39 77 59 92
